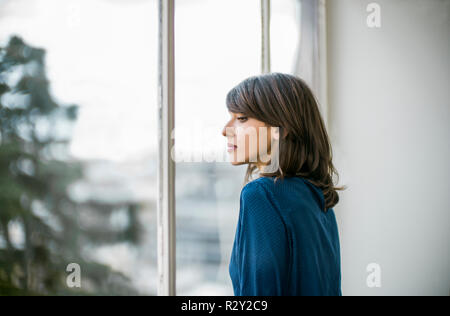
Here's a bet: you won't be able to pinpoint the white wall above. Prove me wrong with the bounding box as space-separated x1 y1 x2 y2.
327 0 450 295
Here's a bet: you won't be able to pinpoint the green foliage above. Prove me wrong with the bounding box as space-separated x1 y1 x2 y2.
0 36 142 296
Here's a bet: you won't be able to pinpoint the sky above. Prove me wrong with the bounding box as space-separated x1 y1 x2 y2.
0 0 298 163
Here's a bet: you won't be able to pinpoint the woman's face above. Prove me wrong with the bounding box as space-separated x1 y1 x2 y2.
222 111 273 169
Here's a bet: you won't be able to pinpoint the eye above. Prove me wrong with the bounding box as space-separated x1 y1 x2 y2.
237 116 248 122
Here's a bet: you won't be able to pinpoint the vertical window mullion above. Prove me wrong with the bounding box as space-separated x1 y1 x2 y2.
157 0 176 296
261 0 271 74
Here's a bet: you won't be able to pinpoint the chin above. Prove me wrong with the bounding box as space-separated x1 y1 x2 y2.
229 159 247 166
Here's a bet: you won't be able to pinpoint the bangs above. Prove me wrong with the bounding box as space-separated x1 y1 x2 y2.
226 86 243 113
225 79 255 116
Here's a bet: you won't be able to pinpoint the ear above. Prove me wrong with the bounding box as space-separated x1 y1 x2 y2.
278 126 288 139
269 126 286 140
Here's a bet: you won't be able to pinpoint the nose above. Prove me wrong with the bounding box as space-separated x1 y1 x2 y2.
222 122 234 138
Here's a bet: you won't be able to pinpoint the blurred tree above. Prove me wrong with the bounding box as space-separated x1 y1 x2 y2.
0 36 142 295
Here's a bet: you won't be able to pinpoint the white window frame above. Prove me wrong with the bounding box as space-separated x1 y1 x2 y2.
157 0 176 296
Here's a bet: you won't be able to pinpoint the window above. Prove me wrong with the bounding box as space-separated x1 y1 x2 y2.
0 0 158 295
0 0 316 296
174 0 260 295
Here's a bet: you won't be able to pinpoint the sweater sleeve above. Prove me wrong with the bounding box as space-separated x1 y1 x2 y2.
234 180 290 296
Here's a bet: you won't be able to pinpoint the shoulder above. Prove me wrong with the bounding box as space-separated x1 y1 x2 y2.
241 176 325 209
241 176 305 199
239 177 286 229
239 177 281 215
241 176 275 200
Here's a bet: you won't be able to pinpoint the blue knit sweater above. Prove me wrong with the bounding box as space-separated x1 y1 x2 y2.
229 176 342 296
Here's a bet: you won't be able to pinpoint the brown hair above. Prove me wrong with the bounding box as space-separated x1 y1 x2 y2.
225 72 345 211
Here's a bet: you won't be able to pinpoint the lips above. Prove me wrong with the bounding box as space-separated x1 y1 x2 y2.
227 143 237 152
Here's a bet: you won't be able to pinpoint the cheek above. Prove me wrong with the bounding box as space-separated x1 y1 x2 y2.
235 125 266 157
234 132 250 157
255 127 272 157
236 130 248 143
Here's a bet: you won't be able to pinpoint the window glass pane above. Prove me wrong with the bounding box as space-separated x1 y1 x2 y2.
174 0 260 295
270 0 301 73
0 0 158 295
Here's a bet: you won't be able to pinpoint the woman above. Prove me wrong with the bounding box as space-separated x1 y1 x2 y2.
221 72 344 296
